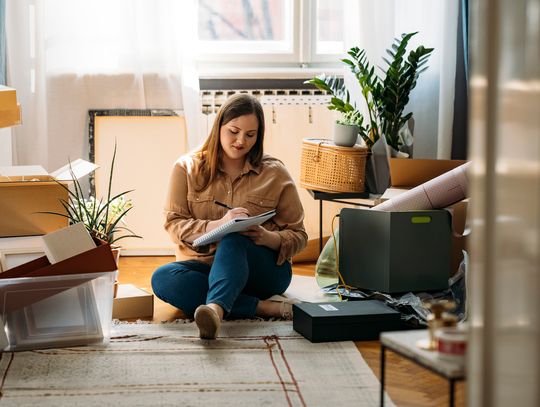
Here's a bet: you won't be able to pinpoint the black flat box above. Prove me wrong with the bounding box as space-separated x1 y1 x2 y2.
293 300 402 343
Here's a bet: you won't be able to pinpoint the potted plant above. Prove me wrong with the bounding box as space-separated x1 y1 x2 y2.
40 143 142 262
343 32 434 154
305 74 368 147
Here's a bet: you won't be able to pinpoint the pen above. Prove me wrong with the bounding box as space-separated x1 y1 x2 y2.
214 200 233 210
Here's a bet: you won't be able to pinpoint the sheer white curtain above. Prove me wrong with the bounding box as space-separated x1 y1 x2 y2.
343 0 458 159
6 0 199 171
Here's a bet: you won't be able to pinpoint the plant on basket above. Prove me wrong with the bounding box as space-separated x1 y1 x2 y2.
40 144 141 263
305 74 368 148
306 32 434 194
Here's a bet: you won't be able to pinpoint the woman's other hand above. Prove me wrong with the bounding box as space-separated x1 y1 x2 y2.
241 225 281 250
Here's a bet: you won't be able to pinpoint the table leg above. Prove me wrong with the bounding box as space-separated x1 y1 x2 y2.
319 199 323 253
449 379 455 407
380 345 386 407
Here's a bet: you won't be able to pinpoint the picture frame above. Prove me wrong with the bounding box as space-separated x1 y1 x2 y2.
5 282 103 350
0 247 45 273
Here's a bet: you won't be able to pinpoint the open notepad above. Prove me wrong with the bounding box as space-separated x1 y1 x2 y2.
193 209 276 247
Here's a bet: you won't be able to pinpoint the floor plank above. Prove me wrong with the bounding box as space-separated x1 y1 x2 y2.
117 256 466 407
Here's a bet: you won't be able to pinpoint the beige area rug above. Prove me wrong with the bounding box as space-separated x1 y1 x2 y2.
0 321 395 407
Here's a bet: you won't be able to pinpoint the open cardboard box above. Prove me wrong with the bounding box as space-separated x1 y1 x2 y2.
0 159 98 237
389 158 468 188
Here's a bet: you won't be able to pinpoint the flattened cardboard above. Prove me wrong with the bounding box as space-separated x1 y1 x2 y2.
389 158 468 188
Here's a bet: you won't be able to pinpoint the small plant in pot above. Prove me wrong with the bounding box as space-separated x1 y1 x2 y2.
305 74 369 147
335 110 367 147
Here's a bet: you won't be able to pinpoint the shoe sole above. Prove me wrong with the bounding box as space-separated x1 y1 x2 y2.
194 305 220 339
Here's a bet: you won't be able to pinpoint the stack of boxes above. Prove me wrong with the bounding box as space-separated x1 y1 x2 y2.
0 161 154 350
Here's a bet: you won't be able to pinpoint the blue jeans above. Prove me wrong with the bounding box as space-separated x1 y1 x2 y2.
151 233 292 319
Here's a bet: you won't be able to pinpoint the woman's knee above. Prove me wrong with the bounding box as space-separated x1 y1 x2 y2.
151 263 176 299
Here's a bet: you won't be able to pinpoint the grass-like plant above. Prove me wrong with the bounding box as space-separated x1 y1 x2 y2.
40 143 141 245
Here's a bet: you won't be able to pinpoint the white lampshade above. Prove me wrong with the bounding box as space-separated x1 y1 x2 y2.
0 86 22 128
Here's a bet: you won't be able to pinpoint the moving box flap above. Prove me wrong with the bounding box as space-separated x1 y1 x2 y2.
51 159 99 181
0 243 117 279
0 165 49 180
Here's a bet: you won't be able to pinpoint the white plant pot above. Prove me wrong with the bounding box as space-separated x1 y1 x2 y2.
333 123 359 147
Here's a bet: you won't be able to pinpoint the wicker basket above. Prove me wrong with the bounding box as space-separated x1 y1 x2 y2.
300 138 368 193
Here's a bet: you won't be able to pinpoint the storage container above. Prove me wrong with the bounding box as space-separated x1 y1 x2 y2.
293 300 403 343
0 271 116 351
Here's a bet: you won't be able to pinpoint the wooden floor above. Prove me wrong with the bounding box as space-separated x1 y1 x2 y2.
118 256 466 407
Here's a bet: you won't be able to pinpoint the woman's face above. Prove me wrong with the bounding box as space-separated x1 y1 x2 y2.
219 113 259 163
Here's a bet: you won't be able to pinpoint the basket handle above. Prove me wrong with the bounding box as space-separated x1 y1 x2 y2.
312 140 325 163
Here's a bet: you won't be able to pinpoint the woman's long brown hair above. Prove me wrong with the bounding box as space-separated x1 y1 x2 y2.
195 93 265 192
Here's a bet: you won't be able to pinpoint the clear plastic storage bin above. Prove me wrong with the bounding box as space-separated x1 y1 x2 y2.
0 271 116 351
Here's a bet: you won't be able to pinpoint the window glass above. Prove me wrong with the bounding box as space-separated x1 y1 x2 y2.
315 0 344 55
198 0 289 42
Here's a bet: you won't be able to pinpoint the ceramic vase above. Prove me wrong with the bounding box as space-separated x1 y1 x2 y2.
333 123 358 147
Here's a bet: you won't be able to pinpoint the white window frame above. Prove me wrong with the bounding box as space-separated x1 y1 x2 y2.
196 0 344 68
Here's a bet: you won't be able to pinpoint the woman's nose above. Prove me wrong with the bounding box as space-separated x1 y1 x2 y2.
236 133 246 144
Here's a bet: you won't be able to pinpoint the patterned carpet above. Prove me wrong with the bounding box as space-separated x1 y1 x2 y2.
0 321 394 406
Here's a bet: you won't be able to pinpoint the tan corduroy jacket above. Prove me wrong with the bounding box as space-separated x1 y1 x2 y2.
164 154 308 265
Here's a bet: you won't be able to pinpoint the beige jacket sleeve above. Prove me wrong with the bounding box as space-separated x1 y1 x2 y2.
270 165 308 265
163 159 209 249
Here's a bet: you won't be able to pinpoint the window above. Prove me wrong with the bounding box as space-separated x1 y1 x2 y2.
197 0 345 66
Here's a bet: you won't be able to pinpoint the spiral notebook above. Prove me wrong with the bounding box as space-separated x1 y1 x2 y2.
193 209 276 247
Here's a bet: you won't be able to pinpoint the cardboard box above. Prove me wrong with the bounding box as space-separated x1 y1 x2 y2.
0 86 21 128
293 300 403 342
389 158 468 188
339 207 452 293
0 159 98 238
112 284 154 319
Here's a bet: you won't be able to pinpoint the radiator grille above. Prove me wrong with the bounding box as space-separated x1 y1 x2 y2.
200 89 331 114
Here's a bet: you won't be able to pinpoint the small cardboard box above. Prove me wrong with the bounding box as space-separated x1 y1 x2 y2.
339 207 452 293
293 300 403 342
0 159 98 238
113 284 154 319
389 158 468 188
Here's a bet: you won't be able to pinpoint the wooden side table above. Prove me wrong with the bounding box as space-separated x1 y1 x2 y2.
305 189 376 252
380 330 466 407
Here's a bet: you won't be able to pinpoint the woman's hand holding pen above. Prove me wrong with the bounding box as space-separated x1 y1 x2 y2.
204 201 249 234
221 207 249 222
213 200 249 222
